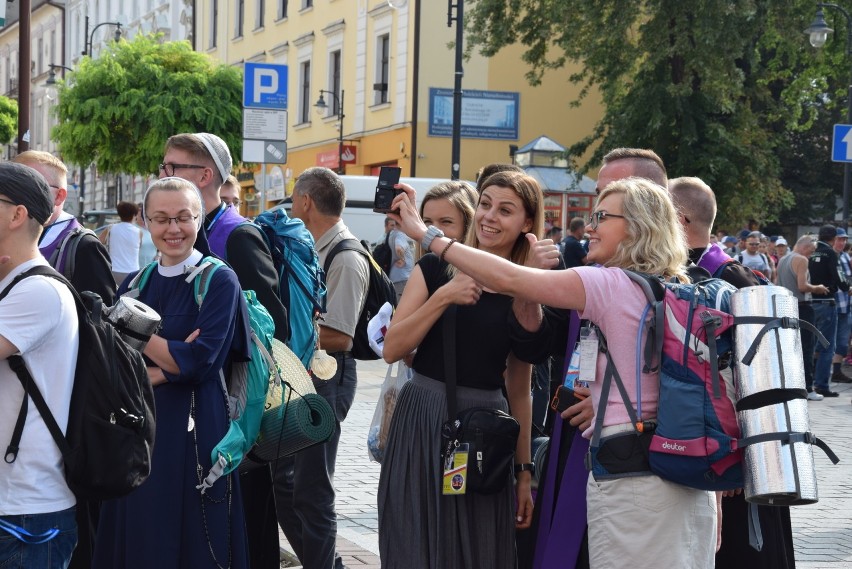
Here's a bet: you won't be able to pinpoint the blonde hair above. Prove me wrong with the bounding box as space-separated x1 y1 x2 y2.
597 177 688 282
143 177 205 230
416 181 478 258
468 170 545 266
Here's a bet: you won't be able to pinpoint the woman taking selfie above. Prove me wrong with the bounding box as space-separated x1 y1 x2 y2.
378 172 554 569
389 177 718 569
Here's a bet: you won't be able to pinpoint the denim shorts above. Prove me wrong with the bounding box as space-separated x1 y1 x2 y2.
0 506 77 569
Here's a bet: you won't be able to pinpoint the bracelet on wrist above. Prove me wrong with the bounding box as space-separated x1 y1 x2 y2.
514 462 535 478
439 238 457 262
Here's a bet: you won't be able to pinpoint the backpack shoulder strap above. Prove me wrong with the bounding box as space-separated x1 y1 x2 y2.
53 227 97 279
323 238 368 274
186 257 226 308
622 270 664 374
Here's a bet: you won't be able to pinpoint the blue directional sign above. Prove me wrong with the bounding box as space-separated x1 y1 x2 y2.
244 63 288 110
832 124 852 162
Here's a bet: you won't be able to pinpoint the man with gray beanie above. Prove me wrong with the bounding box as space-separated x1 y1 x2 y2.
0 162 80 568
161 132 288 568
809 224 849 397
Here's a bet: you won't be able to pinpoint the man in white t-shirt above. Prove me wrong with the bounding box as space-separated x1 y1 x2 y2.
100 201 143 286
0 162 79 568
737 231 771 276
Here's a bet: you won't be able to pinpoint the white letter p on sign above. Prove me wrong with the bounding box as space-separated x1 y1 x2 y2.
254 69 278 104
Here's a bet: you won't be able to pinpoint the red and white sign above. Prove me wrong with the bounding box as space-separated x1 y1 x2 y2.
316 145 357 169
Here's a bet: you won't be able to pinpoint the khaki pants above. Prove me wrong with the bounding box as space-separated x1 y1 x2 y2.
586 473 716 569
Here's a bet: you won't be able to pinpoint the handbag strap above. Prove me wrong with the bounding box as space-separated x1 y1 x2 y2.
443 304 459 421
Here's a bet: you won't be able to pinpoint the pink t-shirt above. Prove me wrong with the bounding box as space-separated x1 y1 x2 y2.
575 266 659 438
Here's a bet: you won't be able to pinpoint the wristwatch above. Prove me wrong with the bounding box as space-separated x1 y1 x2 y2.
514 463 535 478
421 225 445 253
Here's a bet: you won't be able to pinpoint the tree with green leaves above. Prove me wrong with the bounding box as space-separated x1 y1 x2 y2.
0 95 18 145
466 1 849 228
52 35 242 177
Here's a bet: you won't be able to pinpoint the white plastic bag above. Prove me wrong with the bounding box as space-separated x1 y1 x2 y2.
367 360 411 463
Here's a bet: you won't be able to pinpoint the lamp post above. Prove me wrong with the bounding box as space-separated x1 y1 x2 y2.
83 15 122 57
805 3 852 223
314 89 345 174
46 64 73 86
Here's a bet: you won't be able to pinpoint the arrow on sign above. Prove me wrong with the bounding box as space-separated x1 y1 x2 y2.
844 129 852 161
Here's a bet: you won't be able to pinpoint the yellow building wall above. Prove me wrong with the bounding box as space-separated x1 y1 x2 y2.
195 1 603 202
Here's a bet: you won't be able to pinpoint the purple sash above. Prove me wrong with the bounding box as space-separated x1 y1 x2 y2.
206 204 247 258
696 243 733 277
533 311 589 569
39 217 84 275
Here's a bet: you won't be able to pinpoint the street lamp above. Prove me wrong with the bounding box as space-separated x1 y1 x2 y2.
314 89 345 174
46 64 73 86
83 15 122 57
805 3 852 223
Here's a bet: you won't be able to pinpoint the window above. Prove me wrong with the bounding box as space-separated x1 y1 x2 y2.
328 50 341 116
209 0 218 48
374 33 389 104
277 0 287 19
235 0 245 38
299 60 311 124
302 0 312 9
37 38 43 75
255 0 264 29
50 30 56 67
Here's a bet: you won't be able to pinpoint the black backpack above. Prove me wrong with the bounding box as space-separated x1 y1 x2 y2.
324 239 397 360
2 265 155 500
372 233 393 275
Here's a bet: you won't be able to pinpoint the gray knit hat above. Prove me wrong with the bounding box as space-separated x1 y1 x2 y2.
195 132 232 183
0 162 53 225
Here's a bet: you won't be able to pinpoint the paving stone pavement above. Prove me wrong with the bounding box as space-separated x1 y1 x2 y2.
279 359 852 568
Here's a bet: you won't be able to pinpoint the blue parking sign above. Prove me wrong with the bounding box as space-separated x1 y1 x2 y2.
244 63 288 110
832 124 852 162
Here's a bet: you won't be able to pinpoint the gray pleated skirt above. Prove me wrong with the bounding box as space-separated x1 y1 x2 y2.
377 372 517 569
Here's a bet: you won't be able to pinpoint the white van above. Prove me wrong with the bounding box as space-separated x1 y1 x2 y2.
338 175 456 245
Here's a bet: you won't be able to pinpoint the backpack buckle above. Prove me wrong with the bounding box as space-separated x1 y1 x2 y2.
779 316 799 330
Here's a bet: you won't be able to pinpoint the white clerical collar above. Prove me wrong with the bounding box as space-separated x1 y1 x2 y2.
157 250 203 277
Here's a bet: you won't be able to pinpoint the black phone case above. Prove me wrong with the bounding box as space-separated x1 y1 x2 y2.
550 385 582 413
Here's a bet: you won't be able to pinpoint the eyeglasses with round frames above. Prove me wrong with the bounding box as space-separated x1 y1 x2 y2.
146 214 199 226
587 210 626 230
158 163 206 177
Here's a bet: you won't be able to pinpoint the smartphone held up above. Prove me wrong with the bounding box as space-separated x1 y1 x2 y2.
372 166 402 214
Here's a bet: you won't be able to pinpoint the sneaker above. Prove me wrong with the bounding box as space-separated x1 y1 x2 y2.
807 391 825 401
832 370 852 383
814 387 840 398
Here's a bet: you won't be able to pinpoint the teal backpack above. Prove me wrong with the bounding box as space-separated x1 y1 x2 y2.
126 257 276 489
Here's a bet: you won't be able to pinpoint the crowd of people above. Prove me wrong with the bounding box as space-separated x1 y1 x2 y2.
0 138 847 569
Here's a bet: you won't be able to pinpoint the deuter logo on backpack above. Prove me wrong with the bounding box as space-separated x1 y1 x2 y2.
324 239 398 360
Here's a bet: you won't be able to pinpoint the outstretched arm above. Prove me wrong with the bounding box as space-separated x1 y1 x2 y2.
389 185 587 312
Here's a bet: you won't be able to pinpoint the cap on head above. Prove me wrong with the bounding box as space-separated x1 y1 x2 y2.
194 132 232 183
819 224 838 242
775 237 788 246
836 228 848 238
738 229 750 240
0 162 53 225
723 236 737 245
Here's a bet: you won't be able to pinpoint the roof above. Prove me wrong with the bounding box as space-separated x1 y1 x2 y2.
523 166 596 194
515 135 566 154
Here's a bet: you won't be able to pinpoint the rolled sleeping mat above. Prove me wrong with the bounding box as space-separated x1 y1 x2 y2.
731 286 807 401
737 398 818 505
247 391 335 464
104 296 162 352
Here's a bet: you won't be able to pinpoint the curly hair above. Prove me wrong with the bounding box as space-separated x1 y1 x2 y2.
597 177 688 282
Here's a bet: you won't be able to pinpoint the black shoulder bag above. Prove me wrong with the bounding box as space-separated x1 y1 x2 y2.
441 305 520 495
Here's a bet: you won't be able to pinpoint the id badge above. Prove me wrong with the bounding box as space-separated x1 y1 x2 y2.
564 345 581 389
579 327 598 383
442 442 469 495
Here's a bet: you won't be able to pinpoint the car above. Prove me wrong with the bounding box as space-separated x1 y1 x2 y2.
80 208 119 230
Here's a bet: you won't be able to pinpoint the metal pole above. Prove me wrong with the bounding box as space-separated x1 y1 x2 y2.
845 75 851 225
338 90 345 175
83 15 89 55
18 0 31 154
448 0 463 180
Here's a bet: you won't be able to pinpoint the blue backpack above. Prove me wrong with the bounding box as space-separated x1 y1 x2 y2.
127 257 276 488
254 208 327 368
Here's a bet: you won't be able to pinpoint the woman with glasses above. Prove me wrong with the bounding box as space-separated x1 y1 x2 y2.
94 178 250 568
388 177 718 569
